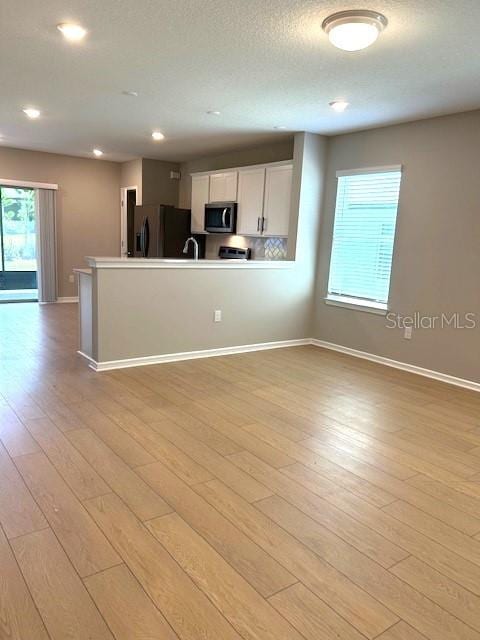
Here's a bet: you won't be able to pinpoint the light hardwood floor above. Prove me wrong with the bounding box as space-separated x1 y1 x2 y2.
1 302 480 639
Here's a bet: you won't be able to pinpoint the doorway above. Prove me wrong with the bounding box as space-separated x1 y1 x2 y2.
0 186 37 302
120 186 138 256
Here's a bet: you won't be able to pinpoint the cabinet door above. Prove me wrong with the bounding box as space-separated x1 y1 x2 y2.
262 164 293 237
209 171 238 202
191 174 209 233
237 167 265 236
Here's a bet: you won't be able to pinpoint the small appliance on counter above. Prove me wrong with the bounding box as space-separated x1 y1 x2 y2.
218 246 251 260
205 202 237 233
133 204 205 258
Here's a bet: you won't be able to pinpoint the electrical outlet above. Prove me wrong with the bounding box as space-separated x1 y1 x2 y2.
404 326 413 339
68 274 75 283
214 310 222 323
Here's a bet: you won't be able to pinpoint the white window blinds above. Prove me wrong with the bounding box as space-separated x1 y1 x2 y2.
327 167 402 305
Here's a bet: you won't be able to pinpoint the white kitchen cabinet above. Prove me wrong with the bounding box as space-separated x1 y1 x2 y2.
191 174 210 233
209 171 238 203
262 164 293 237
236 167 266 236
191 161 293 238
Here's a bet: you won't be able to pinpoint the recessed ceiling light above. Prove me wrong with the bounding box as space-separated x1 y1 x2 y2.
122 90 139 97
329 100 349 112
93 148 103 157
57 23 87 42
23 108 41 119
152 131 165 141
322 10 387 51
206 110 221 115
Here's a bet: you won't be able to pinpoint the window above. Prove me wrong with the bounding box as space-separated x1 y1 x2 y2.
0 186 38 301
326 166 402 312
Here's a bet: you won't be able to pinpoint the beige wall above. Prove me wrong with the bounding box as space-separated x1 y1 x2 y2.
141 159 180 206
178 139 294 209
120 158 181 207
313 110 480 383
0 146 121 298
120 159 142 203
93 133 326 362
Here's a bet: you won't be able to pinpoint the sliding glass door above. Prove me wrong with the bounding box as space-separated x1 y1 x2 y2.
0 187 38 301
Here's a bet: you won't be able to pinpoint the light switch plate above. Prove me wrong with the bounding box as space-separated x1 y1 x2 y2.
214 310 222 322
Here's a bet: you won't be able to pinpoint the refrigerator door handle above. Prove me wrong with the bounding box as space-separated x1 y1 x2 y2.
139 218 145 256
143 217 150 257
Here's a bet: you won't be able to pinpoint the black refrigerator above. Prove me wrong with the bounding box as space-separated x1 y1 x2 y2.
132 205 205 258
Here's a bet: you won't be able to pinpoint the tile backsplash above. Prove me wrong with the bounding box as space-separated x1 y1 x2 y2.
205 234 287 260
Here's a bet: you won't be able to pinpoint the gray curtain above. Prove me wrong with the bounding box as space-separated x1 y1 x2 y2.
36 189 57 303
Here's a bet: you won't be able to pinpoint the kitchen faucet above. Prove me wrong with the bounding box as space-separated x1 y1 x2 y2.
183 236 199 260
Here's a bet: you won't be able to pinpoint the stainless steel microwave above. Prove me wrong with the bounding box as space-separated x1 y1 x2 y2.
204 202 237 233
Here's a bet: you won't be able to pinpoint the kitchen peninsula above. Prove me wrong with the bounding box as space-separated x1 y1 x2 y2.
75 256 308 371
76 133 326 371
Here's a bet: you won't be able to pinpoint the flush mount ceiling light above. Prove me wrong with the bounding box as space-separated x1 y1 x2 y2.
206 110 221 115
93 148 103 157
57 23 87 42
274 125 287 130
151 131 165 141
329 100 349 112
322 10 387 51
23 108 41 119
122 90 139 97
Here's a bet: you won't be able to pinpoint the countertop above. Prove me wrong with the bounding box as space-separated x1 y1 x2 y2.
85 256 292 269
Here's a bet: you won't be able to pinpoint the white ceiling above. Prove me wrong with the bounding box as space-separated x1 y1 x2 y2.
1 0 480 162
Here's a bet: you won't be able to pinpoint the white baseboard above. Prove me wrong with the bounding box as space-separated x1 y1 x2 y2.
77 335 480 392
77 351 97 366
57 296 78 303
311 339 480 393
78 338 311 372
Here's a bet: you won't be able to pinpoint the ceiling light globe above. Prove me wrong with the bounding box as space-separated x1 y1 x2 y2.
329 22 379 51
329 101 349 112
23 108 40 119
57 23 87 41
93 148 103 157
322 10 387 52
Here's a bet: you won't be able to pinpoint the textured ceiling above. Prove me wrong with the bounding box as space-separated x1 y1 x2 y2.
1 0 480 162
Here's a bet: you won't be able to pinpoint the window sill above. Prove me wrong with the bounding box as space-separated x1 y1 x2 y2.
324 295 388 316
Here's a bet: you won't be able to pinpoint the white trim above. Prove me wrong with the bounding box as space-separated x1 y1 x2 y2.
120 186 138 256
77 334 480 392
79 339 310 372
325 295 387 316
310 339 480 393
336 165 402 177
85 256 292 269
77 350 97 366
190 159 293 178
56 296 78 303
0 178 58 190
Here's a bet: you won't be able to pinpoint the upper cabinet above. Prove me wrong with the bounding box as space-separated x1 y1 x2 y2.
191 174 210 233
262 164 293 237
237 167 266 236
209 171 238 203
190 161 292 237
